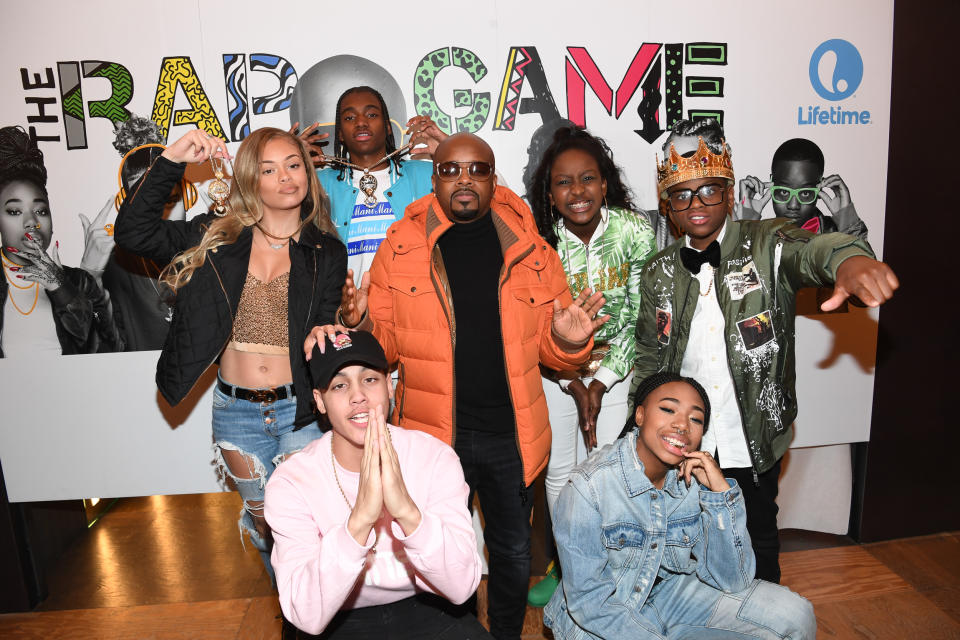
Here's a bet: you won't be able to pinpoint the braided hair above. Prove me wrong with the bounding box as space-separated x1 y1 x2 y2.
0 126 47 194
332 86 403 181
528 126 635 249
618 372 712 439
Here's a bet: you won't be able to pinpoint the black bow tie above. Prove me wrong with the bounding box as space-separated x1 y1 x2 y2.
680 240 721 274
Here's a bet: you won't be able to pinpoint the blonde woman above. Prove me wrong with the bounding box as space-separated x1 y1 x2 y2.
116 127 346 578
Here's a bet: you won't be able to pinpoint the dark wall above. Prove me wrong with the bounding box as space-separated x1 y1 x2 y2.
0 461 88 613
856 0 960 541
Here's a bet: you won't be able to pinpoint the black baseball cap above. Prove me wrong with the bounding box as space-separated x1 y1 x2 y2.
309 330 389 390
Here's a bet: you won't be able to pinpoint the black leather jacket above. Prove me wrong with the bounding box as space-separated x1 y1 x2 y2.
0 265 123 357
115 156 346 427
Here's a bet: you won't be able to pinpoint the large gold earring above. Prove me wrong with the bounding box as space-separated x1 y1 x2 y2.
208 156 230 216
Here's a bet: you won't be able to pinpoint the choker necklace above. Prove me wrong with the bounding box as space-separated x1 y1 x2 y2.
321 141 414 208
256 221 305 250
331 440 378 553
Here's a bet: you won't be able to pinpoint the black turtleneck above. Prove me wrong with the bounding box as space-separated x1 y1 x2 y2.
437 212 515 433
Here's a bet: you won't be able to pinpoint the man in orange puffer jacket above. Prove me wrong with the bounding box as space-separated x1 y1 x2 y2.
315 133 608 639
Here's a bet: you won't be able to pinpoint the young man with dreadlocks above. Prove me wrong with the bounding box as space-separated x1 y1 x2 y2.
314 86 439 283
632 118 898 584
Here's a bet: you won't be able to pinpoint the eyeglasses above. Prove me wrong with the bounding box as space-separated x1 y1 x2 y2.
770 185 820 205
435 161 494 182
667 182 726 211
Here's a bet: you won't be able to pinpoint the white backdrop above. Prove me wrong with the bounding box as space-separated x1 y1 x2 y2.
1 0 893 527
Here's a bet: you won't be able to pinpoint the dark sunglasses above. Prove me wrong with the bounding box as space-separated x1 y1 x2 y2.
435 161 495 182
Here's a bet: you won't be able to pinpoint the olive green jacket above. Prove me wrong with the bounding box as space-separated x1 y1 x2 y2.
633 218 874 473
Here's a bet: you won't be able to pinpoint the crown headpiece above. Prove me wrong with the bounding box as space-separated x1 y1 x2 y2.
656 137 734 198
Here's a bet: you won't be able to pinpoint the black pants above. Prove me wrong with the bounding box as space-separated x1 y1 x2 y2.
308 593 493 639
721 458 783 584
455 428 533 640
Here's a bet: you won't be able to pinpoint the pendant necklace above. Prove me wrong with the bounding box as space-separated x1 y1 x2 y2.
321 140 414 209
207 155 230 216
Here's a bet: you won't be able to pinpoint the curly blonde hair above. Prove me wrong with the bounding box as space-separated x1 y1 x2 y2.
161 128 334 291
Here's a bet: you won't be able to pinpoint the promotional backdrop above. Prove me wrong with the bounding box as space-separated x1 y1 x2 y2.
0 0 894 534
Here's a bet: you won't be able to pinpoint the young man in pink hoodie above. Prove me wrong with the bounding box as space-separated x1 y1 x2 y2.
264 330 490 638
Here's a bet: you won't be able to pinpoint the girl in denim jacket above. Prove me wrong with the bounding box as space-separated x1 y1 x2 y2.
544 372 815 639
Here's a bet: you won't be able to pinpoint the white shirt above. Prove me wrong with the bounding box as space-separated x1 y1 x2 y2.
346 168 395 282
678 224 753 468
3 262 61 357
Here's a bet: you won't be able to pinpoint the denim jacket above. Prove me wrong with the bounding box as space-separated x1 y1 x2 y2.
544 432 755 639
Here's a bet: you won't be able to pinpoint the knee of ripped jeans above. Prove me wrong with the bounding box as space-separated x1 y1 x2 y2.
271 447 304 469
238 508 270 553
213 441 269 491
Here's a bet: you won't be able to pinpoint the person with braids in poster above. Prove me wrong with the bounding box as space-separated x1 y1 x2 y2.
115 126 346 584
0 125 122 357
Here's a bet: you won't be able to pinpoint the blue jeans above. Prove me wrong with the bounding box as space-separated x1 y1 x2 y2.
454 429 532 640
637 573 815 639
211 381 322 579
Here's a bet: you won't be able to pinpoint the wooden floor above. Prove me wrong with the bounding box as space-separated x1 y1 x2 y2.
0 492 957 639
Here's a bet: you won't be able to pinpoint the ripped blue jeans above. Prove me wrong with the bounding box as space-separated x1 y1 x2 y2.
211 382 322 580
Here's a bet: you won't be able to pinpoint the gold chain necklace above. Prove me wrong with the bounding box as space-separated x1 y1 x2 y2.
699 265 714 297
2 256 39 315
331 441 378 553
321 141 414 208
5 280 39 315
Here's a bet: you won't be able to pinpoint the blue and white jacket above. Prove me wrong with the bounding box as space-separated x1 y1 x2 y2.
318 159 434 244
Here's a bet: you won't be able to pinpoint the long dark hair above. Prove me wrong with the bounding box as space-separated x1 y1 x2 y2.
332 86 403 181
619 372 712 439
529 126 635 248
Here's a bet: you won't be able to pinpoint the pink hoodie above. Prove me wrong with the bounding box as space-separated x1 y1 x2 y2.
264 426 481 635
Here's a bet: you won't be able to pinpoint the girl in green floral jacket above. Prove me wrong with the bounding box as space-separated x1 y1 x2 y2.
527 127 657 606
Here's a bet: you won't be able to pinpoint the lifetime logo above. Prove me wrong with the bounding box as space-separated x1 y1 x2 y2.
798 39 870 126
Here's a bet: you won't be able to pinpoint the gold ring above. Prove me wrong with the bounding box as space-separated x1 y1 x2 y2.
104 224 114 236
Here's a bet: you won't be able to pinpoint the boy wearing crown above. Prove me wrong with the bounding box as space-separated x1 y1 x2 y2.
632 119 898 583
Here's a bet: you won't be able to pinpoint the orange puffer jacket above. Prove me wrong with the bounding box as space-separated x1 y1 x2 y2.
367 185 592 485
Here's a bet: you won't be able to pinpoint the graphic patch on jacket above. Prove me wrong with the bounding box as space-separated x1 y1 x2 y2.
758 378 787 433
736 310 775 351
656 307 672 345
724 260 762 300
